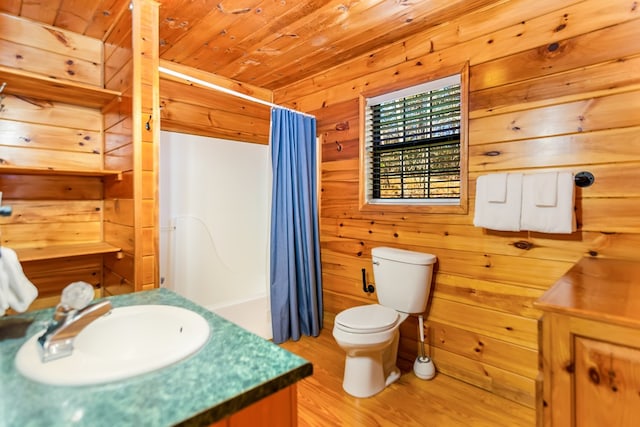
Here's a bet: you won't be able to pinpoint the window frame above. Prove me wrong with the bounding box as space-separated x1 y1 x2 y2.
358 62 469 215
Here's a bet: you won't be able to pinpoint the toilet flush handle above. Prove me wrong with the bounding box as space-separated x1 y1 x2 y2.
361 268 375 294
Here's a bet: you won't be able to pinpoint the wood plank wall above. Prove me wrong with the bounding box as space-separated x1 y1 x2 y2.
273 0 640 408
158 61 272 145
133 0 160 291
103 0 160 294
103 4 136 296
0 14 107 306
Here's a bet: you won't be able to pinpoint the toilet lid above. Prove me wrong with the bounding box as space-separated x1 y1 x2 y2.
335 304 399 333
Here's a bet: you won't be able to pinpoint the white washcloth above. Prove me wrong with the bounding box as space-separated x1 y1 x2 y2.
534 172 558 207
521 172 576 234
486 173 508 203
0 247 38 316
473 173 523 231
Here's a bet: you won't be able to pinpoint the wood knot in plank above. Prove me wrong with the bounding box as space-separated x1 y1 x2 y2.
554 13 569 33
45 28 71 47
164 17 189 29
335 121 350 131
513 240 533 250
217 4 252 14
540 41 567 59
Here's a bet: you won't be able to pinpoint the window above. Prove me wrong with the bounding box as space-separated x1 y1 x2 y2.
360 65 468 214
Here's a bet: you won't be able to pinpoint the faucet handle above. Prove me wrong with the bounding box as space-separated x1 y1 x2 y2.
60 281 95 310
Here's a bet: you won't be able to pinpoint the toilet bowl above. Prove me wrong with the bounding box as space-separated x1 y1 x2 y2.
333 304 409 398
332 247 436 398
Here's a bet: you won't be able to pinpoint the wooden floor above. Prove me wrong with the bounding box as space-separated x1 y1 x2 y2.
280 329 536 427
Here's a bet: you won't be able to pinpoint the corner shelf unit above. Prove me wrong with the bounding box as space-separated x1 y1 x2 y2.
0 164 124 262
0 65 121 109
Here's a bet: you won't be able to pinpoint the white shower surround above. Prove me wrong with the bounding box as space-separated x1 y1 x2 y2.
159 131 272 339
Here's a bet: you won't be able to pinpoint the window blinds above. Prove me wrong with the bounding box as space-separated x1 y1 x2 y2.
364 75 461 202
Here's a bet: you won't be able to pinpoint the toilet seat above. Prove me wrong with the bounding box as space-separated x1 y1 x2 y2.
335 304 399 334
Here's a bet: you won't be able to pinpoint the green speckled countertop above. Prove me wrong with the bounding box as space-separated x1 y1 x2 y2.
0 289 312 426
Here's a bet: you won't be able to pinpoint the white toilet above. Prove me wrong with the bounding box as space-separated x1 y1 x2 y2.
332 246 436 398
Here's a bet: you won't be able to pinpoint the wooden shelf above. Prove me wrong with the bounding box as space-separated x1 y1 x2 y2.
0 66 121 109
0 164 122 179
14 242 122 262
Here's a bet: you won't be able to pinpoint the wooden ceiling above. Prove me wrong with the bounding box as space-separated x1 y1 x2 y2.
1 0 502 90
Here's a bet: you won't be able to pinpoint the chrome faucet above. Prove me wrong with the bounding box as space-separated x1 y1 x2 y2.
37 282 112 362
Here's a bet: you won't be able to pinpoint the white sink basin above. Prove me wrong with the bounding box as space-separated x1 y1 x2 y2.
15 304 211 386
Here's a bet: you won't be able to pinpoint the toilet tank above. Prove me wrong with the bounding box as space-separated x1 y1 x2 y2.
372 247 436 314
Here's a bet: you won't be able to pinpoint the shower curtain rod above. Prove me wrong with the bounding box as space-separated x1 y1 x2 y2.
158 66 315 119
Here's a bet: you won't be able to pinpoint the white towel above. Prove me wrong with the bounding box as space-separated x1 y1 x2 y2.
534 172 558 207
473 173 523 231
486 173 508 203
521 172 576 234
0 247 38 316
0 266 10 316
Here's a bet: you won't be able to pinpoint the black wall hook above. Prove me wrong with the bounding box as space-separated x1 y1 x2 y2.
145 115 152 131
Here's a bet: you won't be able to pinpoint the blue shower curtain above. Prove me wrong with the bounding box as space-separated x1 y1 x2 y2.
270 107 323 344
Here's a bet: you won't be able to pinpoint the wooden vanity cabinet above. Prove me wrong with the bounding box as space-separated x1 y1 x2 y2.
209 384 298 427
535 257 640 427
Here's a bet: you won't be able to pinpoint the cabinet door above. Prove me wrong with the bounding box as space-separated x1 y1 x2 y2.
574 337 640 427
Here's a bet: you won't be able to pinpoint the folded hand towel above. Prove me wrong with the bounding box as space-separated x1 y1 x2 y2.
521 172 576 234
474 173 523 231
0 247 38 315
534 172 558 207
486 173 508 203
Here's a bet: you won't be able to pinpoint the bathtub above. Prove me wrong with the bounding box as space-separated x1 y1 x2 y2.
160 212 272 341
207 294 272 340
